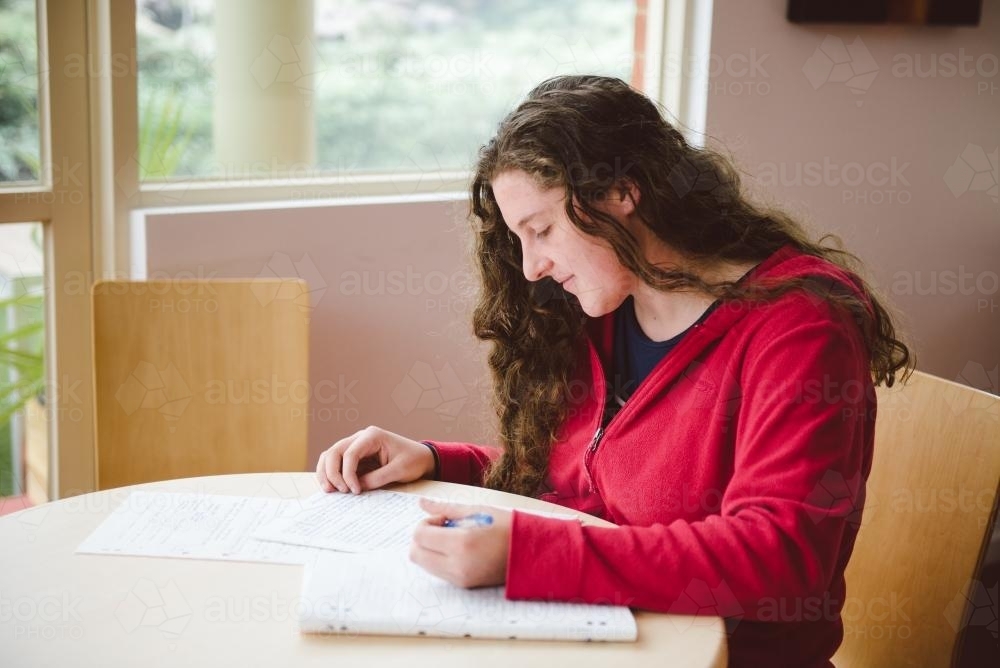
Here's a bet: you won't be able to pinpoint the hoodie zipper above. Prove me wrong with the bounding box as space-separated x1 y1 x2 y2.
584 426 604 495
581 313 712 497
583 292 736 494
580 259 769 497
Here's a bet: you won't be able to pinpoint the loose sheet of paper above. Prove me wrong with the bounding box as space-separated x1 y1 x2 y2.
252 489 428 552
253 490 583 553
75 491 320 565
299 548 638 642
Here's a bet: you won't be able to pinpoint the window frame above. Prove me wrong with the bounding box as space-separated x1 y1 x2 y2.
0 0 97 499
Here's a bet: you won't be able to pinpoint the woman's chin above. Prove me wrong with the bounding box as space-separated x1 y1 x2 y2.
577 294 615 319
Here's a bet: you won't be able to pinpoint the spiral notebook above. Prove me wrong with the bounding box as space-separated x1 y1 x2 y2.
299 548 637 642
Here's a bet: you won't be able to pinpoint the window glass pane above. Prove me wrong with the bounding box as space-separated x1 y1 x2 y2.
136 0 636 181
0 222 47 510
0 0 41 183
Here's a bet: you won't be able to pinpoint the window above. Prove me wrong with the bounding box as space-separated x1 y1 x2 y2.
0 222 46 504
0 0 41 184
136 0 638 183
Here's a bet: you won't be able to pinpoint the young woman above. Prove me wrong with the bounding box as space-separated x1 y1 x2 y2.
316 75 910 667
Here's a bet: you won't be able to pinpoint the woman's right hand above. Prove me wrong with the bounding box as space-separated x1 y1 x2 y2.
315 426 436 494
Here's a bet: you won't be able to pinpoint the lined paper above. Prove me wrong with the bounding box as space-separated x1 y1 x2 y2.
252 490 427 552
252 490 582 553
75 491 320 565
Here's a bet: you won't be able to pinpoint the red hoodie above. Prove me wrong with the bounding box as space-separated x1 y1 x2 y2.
426 245 876 667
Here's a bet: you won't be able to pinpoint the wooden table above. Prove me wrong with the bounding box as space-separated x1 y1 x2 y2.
0 473 728 667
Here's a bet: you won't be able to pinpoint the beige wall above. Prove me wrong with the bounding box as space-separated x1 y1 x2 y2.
138 197 494 468
704 0 999 390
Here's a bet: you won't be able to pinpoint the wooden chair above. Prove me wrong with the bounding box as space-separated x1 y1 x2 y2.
833 370 1000 667
92 280 310 489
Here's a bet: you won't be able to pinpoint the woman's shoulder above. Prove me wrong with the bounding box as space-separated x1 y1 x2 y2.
715 248 873 370
743 245 871 321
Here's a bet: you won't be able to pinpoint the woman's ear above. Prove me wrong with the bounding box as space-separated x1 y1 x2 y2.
607 179 640 217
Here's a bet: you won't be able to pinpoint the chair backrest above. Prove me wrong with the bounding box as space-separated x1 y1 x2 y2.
92 280 309 489
833 370 1000 667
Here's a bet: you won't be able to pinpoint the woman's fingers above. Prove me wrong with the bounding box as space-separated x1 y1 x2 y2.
340 439 371 494
318 426 427 494
420 498 455 514
408 542 452 582
316 448 344 492
418 497 494 519
412 521 450 551
358 459 401 491
412 518 467 556
315 451 331 491
324 446 347 493
321 431 363 493
341 428 384 493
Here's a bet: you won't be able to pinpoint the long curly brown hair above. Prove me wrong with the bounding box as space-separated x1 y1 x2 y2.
470 75 912 497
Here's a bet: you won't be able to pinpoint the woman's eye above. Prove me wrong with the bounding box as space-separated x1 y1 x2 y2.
536 225 552 239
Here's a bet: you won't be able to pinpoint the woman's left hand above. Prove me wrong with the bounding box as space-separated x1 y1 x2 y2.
410 498 512 588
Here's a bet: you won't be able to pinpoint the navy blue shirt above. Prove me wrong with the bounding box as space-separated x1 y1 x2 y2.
603 297 719 426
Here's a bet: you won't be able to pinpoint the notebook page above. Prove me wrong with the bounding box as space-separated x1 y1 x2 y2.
299 548 637 642
75 491 320 565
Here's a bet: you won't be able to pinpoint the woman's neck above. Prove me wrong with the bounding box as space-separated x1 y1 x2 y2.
630 261 756 342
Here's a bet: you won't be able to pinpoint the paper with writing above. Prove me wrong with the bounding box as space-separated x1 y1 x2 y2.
75 491 319 565
252 490 427 552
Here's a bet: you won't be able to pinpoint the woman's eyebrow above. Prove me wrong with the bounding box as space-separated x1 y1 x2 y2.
514 211 542 229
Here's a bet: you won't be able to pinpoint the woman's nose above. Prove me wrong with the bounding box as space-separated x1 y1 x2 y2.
522 247 553 282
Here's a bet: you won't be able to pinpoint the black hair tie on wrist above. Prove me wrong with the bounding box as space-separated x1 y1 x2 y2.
421 441 441 480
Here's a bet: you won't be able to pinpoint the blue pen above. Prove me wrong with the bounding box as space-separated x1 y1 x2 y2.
442 512 494 528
